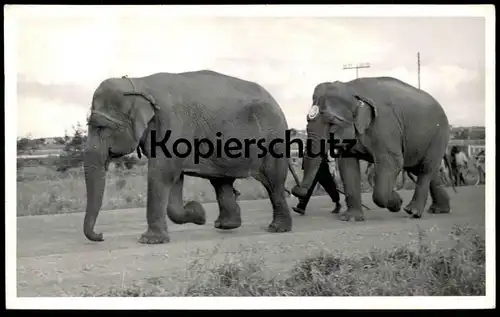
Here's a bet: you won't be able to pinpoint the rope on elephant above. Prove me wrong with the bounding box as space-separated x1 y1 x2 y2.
122 75 137 91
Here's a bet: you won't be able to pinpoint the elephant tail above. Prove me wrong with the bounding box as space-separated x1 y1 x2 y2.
406 156 457 193
443 154 457 193
287 159 301 186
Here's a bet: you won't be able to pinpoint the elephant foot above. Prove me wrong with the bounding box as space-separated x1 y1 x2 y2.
267 217 292 233
387 192 403 213
291 186 307 199
184 201 207 225
331 202 342 214
139 229 170 244
404 205 424 219
427 204 451 214
338 209 365 222
214 214 242 230
388 205 402 213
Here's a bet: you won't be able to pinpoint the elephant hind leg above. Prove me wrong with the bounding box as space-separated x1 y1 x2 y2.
167 173 206 226
405 131 450 219
256 158 292 233
427 172 451 214
210 177 242 230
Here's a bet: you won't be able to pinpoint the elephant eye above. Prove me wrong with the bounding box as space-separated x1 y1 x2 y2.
95 125 109 136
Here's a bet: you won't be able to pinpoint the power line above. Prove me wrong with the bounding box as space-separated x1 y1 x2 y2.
342 62 371 79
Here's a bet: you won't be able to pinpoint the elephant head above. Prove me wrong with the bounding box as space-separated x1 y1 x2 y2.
293 81 377 197
83 76 159 242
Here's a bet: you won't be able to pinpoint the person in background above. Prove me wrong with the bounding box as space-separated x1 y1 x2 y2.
292 149 342 216
233 188 241 199
474 149 485 184
451 146 468 186
438 157 449 183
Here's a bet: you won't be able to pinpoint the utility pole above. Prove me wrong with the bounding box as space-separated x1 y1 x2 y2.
417 52 421 89
342 62 371 79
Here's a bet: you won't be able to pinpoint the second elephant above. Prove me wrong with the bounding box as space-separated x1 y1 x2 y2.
292 76 452 221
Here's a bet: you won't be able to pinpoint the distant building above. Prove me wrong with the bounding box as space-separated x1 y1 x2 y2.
450 126 485 140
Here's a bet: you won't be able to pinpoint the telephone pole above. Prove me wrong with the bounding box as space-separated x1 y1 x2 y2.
417 52 421 89
342 62 371 79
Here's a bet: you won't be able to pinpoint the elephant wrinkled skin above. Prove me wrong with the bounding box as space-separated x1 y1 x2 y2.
83 70 298 244
292 77 452 221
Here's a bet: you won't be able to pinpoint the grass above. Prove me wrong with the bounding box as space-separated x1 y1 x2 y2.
88 225 486 297
17 158 452 217
17 160 302 217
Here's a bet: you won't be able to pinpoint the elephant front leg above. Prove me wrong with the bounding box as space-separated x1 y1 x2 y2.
372 161 403 213
139 172 173 244
404 172 433 219
167 173 206 226
338 157 365 221
210 178 242 230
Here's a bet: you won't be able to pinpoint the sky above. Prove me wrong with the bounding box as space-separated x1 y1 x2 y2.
9 6 488 138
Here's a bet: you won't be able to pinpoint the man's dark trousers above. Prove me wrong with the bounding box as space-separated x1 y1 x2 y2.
293 159 341 215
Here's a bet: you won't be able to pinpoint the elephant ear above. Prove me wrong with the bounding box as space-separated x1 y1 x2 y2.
353 95 377 135
123 91 160 141
317 81 353 124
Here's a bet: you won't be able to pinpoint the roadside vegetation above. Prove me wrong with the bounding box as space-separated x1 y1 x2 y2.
90 225 485 297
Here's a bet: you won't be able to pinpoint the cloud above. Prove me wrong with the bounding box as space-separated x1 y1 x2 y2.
12 10 486 137
17 75 93 106
17 15 120 88
17 96 88 138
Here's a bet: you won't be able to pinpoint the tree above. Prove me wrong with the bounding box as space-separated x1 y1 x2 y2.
17 138 31 152
54 137 66 145
17 136 38 154
53 122 88 172
63 122 87 154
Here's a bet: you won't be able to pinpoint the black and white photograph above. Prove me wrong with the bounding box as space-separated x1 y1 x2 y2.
5 4 495 310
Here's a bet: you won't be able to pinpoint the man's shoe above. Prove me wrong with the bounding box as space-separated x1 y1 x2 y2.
331 203 342 214
292 206 306 215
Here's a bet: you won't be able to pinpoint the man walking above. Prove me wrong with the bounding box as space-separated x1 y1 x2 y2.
475 149 485 184
292 154 342 215
451 146 468 186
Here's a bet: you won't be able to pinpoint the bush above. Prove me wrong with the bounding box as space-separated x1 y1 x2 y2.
17 136 39 154
52 123 87 172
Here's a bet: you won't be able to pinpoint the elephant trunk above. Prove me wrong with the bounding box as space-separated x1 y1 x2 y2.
83 137 108 242
292 120 326 198
296 146 323 197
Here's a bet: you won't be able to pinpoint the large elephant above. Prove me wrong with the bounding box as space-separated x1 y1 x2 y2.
292 77 452 221
83 70 299 244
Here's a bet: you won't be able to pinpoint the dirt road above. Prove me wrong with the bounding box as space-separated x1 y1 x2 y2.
17 186 485 297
